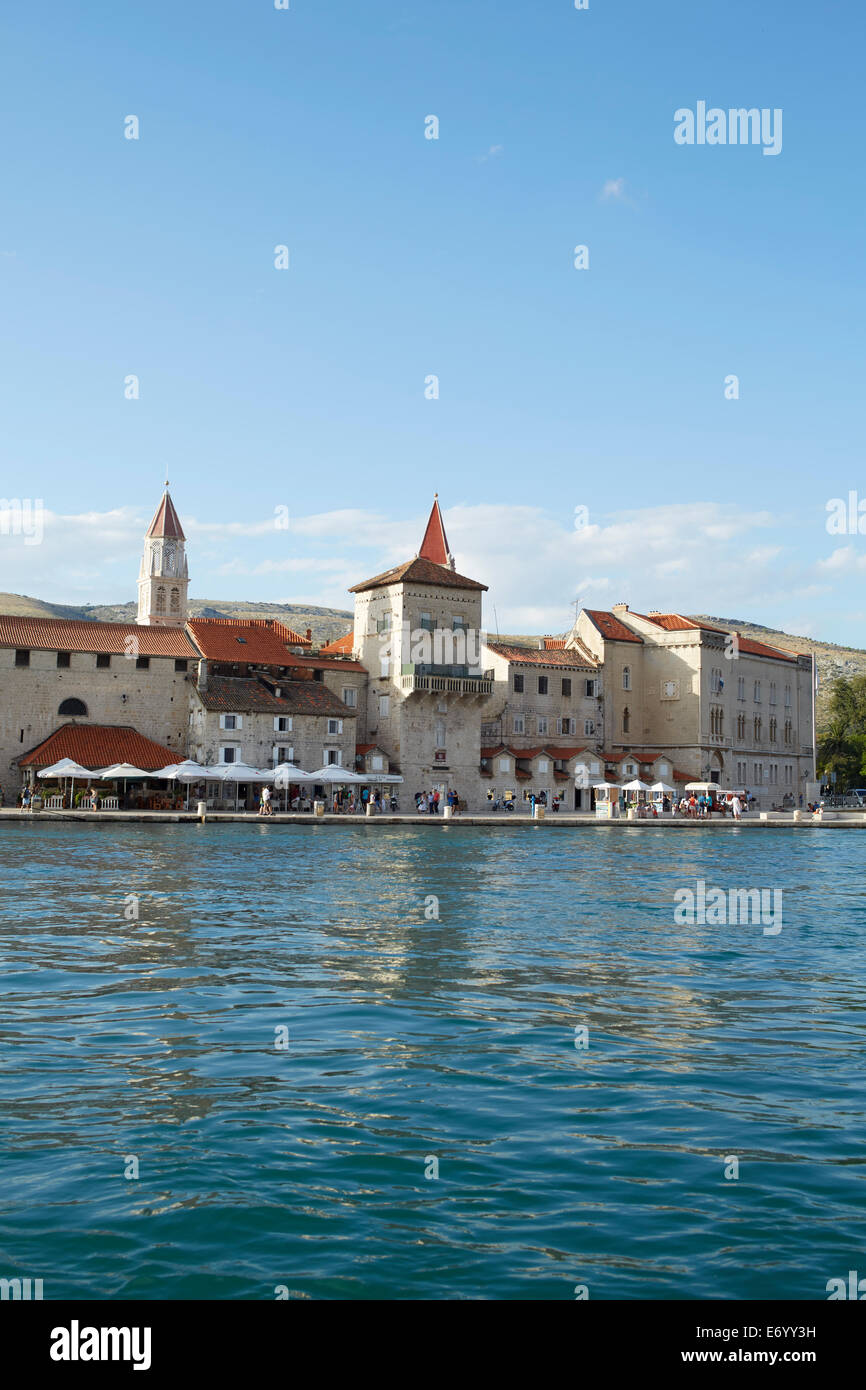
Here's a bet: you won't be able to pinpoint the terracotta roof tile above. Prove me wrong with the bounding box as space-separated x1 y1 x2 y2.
734 635 799 662
0 615 196 657
349 555 486 593
419 497 452 567
19 724 179 770
187 618 311 663
486 641 597 667
320 631 355 655
145 490 186 541
584 610 643 643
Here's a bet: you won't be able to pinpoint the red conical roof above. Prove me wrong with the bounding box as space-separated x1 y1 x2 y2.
419 495 452 567
146 489 185 541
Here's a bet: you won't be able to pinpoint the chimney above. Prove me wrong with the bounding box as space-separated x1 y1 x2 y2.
306 628 312 642
197 658 208 691
612 603 629 613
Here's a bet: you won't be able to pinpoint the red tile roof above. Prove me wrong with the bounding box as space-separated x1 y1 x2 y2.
349 555 487 593
186 617 311 663
486 641 597 668
734 635 799 662
480 744 587 762
419 497 452 567
0 615 196 657
146 490 186 541
542 637 566 649
320 630 355 655
584 610 643 643
355 743 385 756
19 724 179 770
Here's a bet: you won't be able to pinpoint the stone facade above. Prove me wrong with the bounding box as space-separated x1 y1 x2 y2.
576 604 816 807
0 491 817 811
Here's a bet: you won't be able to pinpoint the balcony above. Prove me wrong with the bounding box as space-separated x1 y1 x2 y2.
400 670 493 696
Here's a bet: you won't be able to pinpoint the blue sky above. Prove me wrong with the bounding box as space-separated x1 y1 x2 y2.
1 0 864 640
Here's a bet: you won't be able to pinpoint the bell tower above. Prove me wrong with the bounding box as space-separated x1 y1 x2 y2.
137 483 189 627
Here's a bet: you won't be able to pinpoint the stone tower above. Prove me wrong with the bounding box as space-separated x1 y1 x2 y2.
137 484 189 627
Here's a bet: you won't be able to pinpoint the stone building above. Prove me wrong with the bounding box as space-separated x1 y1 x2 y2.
575 605 816 806
137 485 189 628
349 497 492 805
0 614 195 800
0 485 817 811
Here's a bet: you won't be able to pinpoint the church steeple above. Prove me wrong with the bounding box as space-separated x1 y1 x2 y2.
419 494 455 570
137 483 189 627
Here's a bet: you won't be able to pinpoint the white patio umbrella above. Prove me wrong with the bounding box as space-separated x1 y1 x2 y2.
650 781 677 794
591 780 620 793
684 781 716 791
37 757 93 805
621 777 651 794
306 766 366 783
97 762 151 807
214 762 272 811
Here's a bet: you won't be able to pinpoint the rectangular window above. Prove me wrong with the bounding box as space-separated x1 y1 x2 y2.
561 678 572 697
537 716 548 736
499 757 510 772
221 746 237 764
513 674 524 693
327 718 343 735
324 748 342 766
585 678 595 697
754 681 761 702
738 677 745 700
57 651 70 669
97 653 111 669
136 656 150 670
513 715 525 734
274 716 292 733
371 755 384 771
419 612 434 632
273 745 293 765
584 719 595 736
175 659 188 673
14 649 29 667
341 687 357 708
434 720 446 748
379 695 390 718
769 682 777 705
220 713 242 730
538 676 549 695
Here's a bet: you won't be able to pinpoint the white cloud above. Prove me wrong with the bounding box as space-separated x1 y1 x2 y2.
600 177 627 201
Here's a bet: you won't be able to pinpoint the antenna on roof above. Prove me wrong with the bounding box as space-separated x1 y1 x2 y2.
493 605 500 638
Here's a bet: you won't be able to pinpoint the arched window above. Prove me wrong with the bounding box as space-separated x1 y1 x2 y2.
155 586 166 613
622 706 630 734
58 698 87 717
170 586 181 613
622 666 631 690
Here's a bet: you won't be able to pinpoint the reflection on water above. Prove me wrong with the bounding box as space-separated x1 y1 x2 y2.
1 823 864 1299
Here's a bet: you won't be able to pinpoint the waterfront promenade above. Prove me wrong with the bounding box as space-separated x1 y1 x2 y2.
1 808 864 829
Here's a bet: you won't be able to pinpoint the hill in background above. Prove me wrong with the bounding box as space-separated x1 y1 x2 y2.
0 594 354 647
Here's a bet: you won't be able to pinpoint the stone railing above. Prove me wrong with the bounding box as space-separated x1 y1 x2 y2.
401 673 493 696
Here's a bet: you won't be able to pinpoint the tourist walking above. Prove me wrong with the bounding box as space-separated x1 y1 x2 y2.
431 790 440 815
260 785 273 816
732 794 742 820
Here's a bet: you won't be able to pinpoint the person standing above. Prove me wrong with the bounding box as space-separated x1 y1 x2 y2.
432 790 440 815
732 794 742 820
